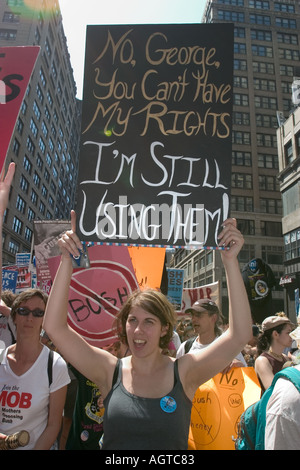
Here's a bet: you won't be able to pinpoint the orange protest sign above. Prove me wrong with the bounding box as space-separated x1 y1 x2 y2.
188 367 261 450
128 246 165 290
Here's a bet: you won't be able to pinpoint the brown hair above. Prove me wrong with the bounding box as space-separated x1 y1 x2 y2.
115 288 176 349
11 288 48 322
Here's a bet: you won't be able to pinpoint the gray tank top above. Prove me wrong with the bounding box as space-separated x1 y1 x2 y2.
102 359 192 450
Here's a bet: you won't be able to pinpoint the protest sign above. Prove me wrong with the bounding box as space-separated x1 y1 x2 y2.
188 367 261 450
48 244 139 348
180 281 220 315
33 219 70 293
2 269 18 292
167 268 184 310
128 246 165 289
76 24 233 248
0 46 40 172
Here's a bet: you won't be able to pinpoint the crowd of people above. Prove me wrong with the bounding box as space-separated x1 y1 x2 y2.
0 162 299 450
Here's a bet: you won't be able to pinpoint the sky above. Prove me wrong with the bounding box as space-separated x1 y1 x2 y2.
58 0 207 98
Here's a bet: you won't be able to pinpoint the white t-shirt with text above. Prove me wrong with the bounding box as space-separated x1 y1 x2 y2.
0 345 70 449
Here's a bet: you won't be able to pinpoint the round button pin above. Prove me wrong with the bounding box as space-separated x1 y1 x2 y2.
160 396 177 413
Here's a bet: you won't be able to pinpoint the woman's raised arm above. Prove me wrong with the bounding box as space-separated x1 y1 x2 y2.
179 218 252 399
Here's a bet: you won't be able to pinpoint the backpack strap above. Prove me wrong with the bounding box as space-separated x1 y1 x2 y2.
184 336 197 353
0 349 4 364
111 359 121 388
271 366 300 393
47 349 54 387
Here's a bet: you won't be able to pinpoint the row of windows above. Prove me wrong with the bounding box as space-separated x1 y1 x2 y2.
235 42 300 61
235 60 296 78
234 79 293 96
218 0 295 12
232 151 278 169
231 195 282 214
237 219 282 237
235 27 298 45
218 10 298 29
234 94 279 109
232 173 279 190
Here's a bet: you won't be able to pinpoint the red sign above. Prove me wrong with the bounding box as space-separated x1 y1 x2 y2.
48 245 139 348
0 46 40 171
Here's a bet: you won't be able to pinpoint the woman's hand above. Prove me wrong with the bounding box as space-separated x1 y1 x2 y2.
58 210 83 259
218 218 244 262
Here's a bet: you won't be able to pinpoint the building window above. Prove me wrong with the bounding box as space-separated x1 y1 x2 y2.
234 26 245 38
8 239 20 255
0 28 17 40
218 10 245 22
275 17 297 29
231 196 254 212
24 226 33 243
12 216 22 234
27 207 35 222
296 132 300 157
3 12 20 23
234 43 246 54
234 76 248 89
250 29 272 41
20 175 29 194
30 189 38 206
252 61 274 74
239 244 256 263
237 219 255 235
277 32 298 45
253 78 276 92
282 182 300 216
274 2 294 12
23 155 32 174
234 59 247 71
249 14 271 25
232 131 251 145
284 140 293 165
16 195 26 214
249 0 269 8
260 198 282 214
279 48 300 61
233 111 250 125
33 171 41 188
258 153 278 169
261 222 282 237
232 151 252 166
234 93 249 106
252 45 273 57
259 175 279 191
232 173 253 189
256 114 278 128
254 96 277 109
257 133 277 147
262 245 283 264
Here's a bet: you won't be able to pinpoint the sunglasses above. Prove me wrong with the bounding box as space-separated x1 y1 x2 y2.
16 307 45 318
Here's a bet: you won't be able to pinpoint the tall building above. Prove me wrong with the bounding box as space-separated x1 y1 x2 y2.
170 0 300 318
0 0 81 265
277 103 300 321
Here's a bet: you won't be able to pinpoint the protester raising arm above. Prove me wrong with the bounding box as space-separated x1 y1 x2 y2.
43 211 118 398
178 218 252 400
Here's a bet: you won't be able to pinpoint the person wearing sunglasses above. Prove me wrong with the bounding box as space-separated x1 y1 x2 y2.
0 164 70 450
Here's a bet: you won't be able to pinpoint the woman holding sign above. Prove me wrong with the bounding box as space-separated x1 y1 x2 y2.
43 211 252 450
